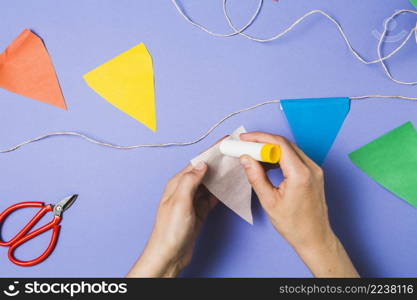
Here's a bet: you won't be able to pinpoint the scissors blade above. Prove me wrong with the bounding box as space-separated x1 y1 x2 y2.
53 194 78 216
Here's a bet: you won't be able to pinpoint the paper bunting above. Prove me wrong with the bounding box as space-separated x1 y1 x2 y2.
83 43 156 131
281 97 350 165
349 122 417 209
191 126 253 224
0 29 66 109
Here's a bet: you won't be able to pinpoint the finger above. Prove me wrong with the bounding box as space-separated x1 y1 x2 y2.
240 132 306 178
164 164 194 196
174 164 194 180
194 186 219 221
289 142 324 179
170 135 227 185
199 186 219 211
171 135 227 193
288 141 319 169
240 155 277 207
175 162 208 203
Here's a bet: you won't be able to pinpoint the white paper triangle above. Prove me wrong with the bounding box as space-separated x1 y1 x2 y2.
191 126 253 224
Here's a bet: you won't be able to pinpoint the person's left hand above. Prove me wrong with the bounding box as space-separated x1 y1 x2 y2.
127 162 217 277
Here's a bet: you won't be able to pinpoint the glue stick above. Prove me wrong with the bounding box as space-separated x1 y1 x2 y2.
219 140 281 164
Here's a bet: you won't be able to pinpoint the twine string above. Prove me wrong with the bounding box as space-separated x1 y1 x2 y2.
172 0 417 85
1 95 416 153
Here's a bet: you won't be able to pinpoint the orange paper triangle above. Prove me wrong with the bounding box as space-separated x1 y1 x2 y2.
0 29 66 109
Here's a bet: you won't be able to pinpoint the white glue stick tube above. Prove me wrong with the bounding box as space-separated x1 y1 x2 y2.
219 140 281 164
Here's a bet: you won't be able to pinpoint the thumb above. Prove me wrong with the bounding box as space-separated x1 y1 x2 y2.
175 162 207 200
240 155 276 206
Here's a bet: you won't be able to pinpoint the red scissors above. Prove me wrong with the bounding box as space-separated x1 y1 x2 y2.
0 195 77 267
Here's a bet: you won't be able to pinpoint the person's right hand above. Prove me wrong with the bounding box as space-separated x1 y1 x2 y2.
239 132 358 277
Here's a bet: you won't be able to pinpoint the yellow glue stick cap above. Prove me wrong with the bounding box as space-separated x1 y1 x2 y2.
260 144 281 164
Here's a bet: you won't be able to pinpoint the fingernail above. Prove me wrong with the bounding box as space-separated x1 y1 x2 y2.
240 156 250 168
194 161 206 171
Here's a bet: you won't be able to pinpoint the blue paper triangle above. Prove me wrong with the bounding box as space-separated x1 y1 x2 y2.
281 97 350 165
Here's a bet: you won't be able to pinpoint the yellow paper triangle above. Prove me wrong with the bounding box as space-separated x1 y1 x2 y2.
83 43 156 131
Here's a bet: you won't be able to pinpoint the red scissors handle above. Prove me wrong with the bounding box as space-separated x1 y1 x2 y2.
8 216 61 267
0 202 62 267
0 202 46 246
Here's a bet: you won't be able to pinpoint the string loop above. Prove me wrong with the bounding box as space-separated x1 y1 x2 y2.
172 0 417 85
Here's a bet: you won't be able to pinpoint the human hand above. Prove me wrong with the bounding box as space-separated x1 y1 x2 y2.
127 162 217 278
239 132 358 277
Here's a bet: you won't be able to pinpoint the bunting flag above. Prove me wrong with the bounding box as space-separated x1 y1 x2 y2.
410 0 417 9
83 43 157 132
0 29 66 109
349 122 417 209
281 97 350 165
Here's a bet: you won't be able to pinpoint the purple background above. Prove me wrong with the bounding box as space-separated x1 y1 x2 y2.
1 0 417 277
